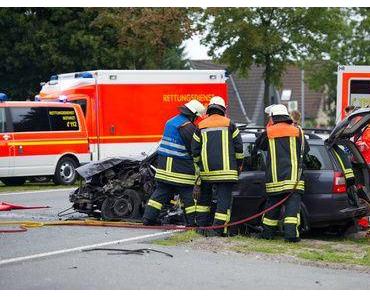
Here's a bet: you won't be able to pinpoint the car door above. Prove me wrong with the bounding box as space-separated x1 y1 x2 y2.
232 140 267 224
0 107 14 177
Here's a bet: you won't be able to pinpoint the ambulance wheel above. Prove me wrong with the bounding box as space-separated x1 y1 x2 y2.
54 157 78 185
101 189 142 220
0 177 26 186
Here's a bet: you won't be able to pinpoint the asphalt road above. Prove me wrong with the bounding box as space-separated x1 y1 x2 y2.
0 189 369 289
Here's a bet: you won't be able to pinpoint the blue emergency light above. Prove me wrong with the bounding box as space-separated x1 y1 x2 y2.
75 72 93 79
0 93 8 102
50 75 58 81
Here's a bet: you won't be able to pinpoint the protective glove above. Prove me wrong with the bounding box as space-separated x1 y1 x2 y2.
192 185 201 201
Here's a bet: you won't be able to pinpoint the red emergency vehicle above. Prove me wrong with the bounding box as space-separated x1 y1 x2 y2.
0 100 89 186
337 65 370 163
38 70 228 161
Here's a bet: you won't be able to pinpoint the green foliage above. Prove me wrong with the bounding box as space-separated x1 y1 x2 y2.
305 8 370 107
0 8 191 99
196 8 349 114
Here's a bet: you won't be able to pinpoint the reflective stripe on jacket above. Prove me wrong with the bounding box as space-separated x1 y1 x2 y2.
265 122 305 194
191 114 244 182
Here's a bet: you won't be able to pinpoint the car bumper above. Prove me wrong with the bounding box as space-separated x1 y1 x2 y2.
306 193 370 227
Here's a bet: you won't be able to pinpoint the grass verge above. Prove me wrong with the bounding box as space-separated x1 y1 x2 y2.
0 182 75 193
153 230 201 246
154 231 370 267
230 235 370 267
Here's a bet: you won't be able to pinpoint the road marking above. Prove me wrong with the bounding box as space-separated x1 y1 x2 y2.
0 188 75 196
0 230 178 266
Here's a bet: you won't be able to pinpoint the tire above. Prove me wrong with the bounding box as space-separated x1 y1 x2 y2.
53 157 78 185
0 177 26 186
101 189 142 220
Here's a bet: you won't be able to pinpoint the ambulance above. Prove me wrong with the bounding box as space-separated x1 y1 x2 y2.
38 70 228 161
337 65 370 121
0 99 89 186
337 65 370 163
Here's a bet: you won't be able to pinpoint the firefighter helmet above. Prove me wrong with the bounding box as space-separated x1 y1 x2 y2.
207 96 226 113
265 104 276 116
270 104 289 117
209 96 226 108
184 99 206 116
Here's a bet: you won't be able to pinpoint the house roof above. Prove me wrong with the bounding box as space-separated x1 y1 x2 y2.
189 60 324 126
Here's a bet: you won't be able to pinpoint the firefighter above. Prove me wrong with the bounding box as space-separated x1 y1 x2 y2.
253 104 309 242
191 96 244 236
142 99 206 226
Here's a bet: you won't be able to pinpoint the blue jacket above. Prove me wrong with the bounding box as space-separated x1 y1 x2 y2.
158 114 192 160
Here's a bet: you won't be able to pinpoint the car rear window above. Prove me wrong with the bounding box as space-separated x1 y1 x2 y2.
305 144 333 170
9 106 79 132
243 141 333 171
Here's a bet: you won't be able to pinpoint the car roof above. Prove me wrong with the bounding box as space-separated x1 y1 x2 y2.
241 132 324 145
0 101 77 108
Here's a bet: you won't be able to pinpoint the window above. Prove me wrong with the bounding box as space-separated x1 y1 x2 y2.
304 145 333 170
350 80 370 108
242 141 266 171
0 108 5 133
10 107 50 132
71 99 87 116
48 107 79 131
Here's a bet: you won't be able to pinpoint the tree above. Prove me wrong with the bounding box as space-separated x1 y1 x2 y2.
93 8 193 70
305 8 370 117
197 8 348 122
0 8 192 99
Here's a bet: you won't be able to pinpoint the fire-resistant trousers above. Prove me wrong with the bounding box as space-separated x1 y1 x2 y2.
261 191 302 240
143 181 196 226
196 182 234 235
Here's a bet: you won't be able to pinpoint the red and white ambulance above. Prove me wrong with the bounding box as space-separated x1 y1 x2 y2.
38 70 228 161
337 65 370 120
337 65 370 163
0 100 89 186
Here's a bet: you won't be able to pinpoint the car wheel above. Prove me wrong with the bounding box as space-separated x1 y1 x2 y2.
53 157 78 185
101 189 142 220
0 177 26 186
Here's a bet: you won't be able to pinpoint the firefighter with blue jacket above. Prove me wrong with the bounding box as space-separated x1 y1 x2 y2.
143 99 206 226
253 104 309 242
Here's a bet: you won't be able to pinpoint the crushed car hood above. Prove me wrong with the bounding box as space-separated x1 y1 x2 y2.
76 157 141 180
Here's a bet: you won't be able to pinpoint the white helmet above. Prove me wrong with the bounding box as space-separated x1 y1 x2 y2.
184 99 206 116
264 104 276 116
209 96 226 109
269 104 289 117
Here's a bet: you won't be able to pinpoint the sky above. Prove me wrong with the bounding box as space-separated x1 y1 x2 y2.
182 34 210 60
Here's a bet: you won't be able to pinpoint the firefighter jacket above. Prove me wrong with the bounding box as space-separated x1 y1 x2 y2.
191 114 244 183
254 121 309 195
331 144 355 187
155 114 197 186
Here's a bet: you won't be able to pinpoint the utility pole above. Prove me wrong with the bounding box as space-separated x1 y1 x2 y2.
301 68 305 127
